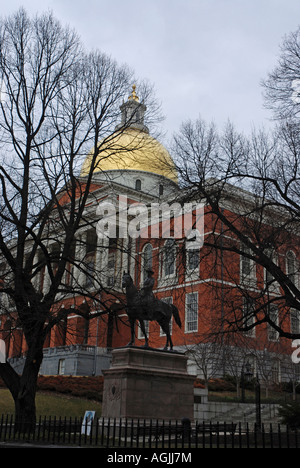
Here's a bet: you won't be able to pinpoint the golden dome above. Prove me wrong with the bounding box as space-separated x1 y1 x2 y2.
80 127 178 184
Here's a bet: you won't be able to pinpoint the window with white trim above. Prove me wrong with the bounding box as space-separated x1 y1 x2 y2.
187 249 200 272
58 359 65 375
240 242 256 285
271 359 281 383
164 239 176 277
185 292 198 332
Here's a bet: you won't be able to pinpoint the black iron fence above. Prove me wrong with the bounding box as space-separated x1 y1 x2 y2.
0 414 298 448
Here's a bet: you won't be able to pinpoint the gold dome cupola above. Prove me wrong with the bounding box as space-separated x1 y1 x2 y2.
80 85 178 185
115 84 149 134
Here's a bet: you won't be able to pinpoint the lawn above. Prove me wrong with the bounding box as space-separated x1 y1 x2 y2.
0 389 102 419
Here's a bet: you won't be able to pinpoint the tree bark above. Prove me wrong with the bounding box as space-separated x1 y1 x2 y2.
0 345 43 433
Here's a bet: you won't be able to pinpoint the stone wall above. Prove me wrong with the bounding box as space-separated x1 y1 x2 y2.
193 388 279 423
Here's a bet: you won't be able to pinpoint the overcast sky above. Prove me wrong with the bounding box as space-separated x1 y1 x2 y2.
1 0 300 140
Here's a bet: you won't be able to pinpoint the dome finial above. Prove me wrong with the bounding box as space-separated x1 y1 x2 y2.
128 84 139 102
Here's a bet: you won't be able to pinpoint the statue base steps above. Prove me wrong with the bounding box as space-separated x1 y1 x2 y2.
102 346 195 421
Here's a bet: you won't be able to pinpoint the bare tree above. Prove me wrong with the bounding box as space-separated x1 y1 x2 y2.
262 26 300 121
187 341 224 389
171 116 300 343
0 8 157 429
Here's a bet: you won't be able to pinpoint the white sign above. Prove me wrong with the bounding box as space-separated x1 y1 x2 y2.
81 411 96 436
0 340 5 363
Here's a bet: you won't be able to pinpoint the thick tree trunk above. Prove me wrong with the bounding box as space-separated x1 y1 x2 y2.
15 347 43 433
0 345 43 433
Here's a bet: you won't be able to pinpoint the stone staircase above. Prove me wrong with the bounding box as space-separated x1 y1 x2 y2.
209 402 280 426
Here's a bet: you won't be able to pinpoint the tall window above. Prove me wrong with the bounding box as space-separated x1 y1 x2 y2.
58 359 65 375
164 239 176 277
271 359 280 383
135 179 141 191
186 292 198 332
187 249 200 271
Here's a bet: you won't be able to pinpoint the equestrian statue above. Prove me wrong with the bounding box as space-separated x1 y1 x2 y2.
121 270 181 351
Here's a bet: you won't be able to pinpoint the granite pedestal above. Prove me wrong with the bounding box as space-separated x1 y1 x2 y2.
102 347 195 421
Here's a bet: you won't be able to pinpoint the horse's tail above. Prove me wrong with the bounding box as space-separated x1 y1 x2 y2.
172 305 182 328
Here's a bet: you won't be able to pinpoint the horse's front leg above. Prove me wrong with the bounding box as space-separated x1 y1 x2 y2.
139 320 149 348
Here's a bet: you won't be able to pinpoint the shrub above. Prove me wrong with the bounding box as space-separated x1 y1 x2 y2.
37 375 104 401
208 378 236 392
194 379 205 389
278 402 300 429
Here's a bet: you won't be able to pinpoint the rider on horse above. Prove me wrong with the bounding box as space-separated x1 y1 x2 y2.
121 271 181 350
140 269 155 320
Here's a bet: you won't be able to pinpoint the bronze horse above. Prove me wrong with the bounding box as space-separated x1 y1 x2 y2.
122 272 181 350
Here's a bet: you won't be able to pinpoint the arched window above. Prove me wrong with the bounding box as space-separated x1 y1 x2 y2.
135 179 141 191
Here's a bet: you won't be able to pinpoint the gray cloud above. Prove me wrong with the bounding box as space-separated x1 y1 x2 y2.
2 0 300 138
